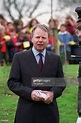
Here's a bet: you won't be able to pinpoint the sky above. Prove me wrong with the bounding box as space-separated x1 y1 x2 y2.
34 0 78 24
0 0 58 25
0 0 78 26
31 0 58 23
23 0 58 25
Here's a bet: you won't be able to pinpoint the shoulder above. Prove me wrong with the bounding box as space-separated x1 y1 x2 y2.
14 49 32 58
66 31 72 36
47 51 60 59
47 51 62 66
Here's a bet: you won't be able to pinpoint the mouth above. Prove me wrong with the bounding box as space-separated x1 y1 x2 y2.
38 44 43 46
37 44 43 47
36 44 45 51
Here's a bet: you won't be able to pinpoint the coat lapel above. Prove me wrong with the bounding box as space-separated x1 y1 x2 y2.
24 49 40 76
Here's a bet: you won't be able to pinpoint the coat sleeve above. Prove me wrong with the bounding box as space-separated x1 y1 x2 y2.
50 56 66 99
7 53 33 101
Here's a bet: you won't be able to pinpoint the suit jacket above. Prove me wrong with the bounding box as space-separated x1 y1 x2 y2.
7 49 66 123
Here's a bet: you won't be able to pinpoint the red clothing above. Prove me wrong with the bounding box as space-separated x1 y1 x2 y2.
6 29 10 35
11 36 23 52
0 37 6 53
49 36 56 45
11 36 18 52
66 24 77 35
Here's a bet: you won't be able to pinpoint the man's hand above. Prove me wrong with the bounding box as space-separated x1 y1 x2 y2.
31 90 45 101
41 91 54 104
31 90 54 104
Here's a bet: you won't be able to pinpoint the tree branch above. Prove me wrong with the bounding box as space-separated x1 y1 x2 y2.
3 0 14 20
13 0 22 19
29 0 42 17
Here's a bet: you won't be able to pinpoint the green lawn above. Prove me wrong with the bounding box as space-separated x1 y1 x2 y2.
0 65 79 123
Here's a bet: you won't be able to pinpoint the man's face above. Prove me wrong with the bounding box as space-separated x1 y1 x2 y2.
32 27 48 52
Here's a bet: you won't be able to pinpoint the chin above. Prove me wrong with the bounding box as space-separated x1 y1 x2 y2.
37 48 44 52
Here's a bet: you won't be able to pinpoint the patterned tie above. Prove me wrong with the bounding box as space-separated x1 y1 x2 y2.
38 53 43 71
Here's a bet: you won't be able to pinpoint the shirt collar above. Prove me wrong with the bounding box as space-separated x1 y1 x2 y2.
32 46 46 57
58 31 68 35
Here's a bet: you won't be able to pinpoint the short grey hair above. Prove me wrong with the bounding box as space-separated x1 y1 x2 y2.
31 24 49 37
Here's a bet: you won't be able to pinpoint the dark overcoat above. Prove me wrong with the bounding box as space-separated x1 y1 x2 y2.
7 49 66 123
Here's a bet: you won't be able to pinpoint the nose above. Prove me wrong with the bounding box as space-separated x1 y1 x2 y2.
39 37 43 41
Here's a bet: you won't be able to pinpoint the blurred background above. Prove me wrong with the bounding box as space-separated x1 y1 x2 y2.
0 0 80 25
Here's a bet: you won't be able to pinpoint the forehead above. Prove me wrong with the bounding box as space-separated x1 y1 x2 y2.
34 27 48 35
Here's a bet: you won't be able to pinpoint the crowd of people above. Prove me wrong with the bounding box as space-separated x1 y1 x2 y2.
0 14 79 66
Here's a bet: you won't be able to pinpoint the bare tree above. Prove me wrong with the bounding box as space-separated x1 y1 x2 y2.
2 0 42 21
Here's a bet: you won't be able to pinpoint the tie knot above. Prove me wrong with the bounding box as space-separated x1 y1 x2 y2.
38 53 42 57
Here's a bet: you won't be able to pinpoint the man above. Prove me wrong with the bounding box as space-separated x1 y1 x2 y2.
7 24 66 123
77 53 81 123
75 7 81 118
78 63 81 115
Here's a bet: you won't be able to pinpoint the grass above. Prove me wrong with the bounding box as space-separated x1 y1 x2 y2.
0 66 18 123
0 64 79 123
58 64 79 123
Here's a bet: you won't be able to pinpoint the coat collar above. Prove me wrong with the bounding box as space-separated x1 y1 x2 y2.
24 49 53 77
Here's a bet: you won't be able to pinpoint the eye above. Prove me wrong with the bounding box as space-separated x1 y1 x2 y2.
36 36 40 39
42 37 46 39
